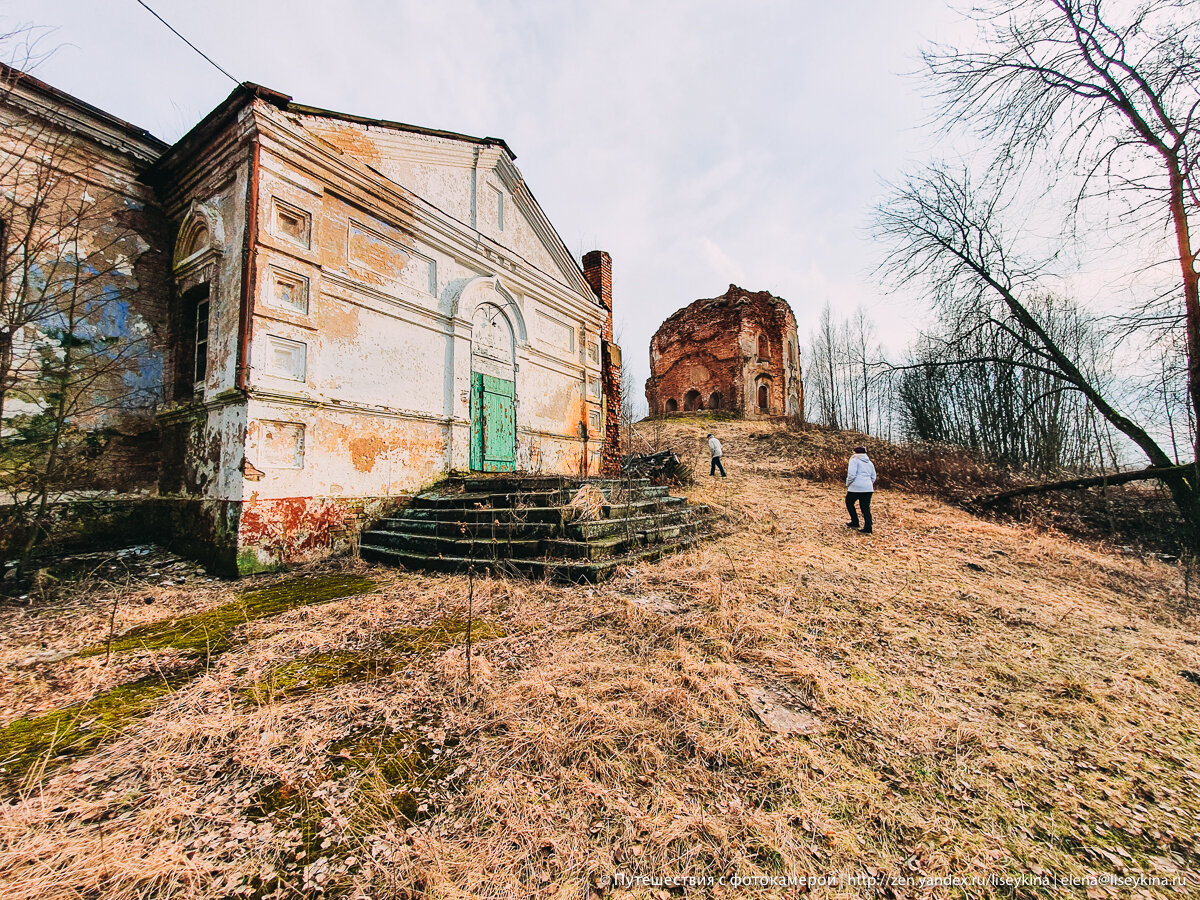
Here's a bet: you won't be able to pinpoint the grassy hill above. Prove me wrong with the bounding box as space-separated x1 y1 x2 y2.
1 417 1198 898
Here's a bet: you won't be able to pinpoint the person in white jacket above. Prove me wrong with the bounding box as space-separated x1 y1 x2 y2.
845 444 876 534
707 433 726 477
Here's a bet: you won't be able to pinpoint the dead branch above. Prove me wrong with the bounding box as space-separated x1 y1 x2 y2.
969 462 1194 507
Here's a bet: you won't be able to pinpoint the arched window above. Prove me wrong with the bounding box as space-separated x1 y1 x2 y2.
683 389 702 412
788 341 795 367
757 334 770 359
664 398 678 414
709 390 721 410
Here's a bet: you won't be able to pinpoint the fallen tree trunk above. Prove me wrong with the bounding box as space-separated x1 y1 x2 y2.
970 463 1195 508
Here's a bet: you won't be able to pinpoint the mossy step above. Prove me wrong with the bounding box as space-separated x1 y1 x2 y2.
360 536 700 583
403 506 568 524
601 497 686 518
372 519 558 540
542 534 630 560
545 519 704 560
361 531 545 559
411 489 570 510
567 509 701 540
452 475 573 492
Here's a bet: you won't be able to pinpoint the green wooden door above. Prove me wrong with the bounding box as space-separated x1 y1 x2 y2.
470 372 515 472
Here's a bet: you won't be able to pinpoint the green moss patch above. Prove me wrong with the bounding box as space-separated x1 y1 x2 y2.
329 722 464 823
0 667 198 786
81 573 377 658
241 721 465 897
2 575 376 786
245 618 505 703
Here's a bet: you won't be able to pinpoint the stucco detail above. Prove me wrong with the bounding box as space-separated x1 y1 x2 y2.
4 65 621 573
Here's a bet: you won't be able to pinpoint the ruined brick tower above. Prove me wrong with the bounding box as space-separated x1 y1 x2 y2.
645 285 802 419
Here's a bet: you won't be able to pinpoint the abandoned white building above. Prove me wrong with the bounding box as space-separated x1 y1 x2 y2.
0 65 622 573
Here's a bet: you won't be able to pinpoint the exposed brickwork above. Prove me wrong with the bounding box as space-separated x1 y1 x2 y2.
582 250 613 339
646 285 803 419
583 250 623 474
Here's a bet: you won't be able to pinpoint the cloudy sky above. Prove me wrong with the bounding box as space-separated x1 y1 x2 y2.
5 0 977 411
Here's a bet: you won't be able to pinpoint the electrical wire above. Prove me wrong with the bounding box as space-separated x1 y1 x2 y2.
131 0 239 85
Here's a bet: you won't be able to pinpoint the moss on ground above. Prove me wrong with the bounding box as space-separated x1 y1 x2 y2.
2 574 376 787
242 722 462 897
80 573 376 658
331 723 463 824
0 667 198 786
245 618 505 703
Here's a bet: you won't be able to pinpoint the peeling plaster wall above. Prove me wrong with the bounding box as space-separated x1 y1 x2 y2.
646 285 803 419
151 113 257 570
0 81 170 491
295 117 571 286
221 103 613 569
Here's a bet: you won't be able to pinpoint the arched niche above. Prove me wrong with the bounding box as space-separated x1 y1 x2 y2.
683 389 702 412
174 200 225 273
451 275 528 346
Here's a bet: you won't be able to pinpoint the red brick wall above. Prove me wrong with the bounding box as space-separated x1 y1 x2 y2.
646 285 802 419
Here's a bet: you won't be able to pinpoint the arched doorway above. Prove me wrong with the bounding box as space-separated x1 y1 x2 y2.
664 398 678 413
709 390 721 410
683 389 702 411
756 375 772 413
470 302 516 471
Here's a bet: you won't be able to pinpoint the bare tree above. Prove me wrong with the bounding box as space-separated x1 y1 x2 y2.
0 59 164 580
804 302 894 438
897 292 1116 473
876 0 1200 536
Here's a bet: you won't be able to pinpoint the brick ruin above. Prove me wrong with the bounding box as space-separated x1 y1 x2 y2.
646 285 802 419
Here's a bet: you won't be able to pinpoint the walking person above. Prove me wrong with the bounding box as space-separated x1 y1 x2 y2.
845 444 876 534
707 433 727 477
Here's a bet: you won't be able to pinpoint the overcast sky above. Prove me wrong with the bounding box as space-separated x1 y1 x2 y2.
5 0 978 411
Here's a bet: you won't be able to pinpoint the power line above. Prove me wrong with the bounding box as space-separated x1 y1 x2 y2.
132 0 240 85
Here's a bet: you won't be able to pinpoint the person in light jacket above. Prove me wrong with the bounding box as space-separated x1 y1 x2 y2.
707 433 726 477
845 444 876 534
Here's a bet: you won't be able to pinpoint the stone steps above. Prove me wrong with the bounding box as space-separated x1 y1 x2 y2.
358 475 710 582
359 534 703 583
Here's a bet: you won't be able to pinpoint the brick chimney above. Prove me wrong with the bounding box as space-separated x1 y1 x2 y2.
582 250 622 474
582 250 612 339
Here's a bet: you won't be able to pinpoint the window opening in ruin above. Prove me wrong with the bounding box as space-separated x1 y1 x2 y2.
194 296 209 384
174 283 210 400
788 341 795 367
684 389 701 412
757 334 769 359
665 398 678 413
709 391 721 410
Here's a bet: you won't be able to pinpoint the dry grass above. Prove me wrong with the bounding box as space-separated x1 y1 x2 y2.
2 418 1200 898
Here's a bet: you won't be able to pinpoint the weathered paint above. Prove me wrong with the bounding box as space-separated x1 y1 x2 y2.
2 68 620 573
0 66 169 492
209 98 616 568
